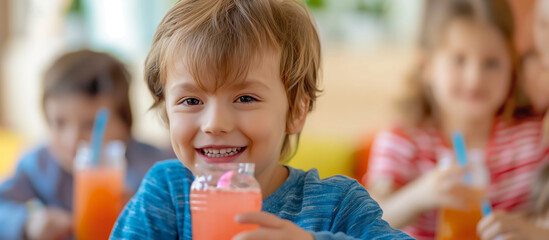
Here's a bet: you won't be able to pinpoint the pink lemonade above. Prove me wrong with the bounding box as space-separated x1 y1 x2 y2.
74 167 124 240
190 189 262 240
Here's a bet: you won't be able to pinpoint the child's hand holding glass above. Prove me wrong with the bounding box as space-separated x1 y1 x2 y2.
410 165 473 211
477 211 549 240
233 212 314 240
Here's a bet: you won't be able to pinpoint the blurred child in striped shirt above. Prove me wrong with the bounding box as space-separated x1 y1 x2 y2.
365 0 549 239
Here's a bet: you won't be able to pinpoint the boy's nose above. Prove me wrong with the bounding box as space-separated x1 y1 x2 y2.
201 103 234 135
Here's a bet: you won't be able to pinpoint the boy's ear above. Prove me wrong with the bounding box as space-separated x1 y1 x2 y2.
286 97 310 135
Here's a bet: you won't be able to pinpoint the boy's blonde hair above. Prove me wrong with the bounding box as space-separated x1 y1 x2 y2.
145 0 321 161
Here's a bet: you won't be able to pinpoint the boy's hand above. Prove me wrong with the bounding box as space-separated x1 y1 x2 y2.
477 211 549 240
233 212 314 240
25 207 73 240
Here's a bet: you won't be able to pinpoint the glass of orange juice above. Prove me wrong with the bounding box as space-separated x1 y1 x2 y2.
437 188 484 240
190 162 262 240
73 141 126 240
436 149 489 240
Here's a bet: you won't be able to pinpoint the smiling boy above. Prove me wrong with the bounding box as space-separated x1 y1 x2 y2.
110 0 411 239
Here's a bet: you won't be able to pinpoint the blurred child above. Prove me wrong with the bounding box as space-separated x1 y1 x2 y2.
366 0 549 239
515 0 549 119
0 50 171 240
110 0 412 239
476 1 549 239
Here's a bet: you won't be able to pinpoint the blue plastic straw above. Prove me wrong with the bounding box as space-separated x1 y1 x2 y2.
452 131 473 183
90 108 109 165
451 132 468 167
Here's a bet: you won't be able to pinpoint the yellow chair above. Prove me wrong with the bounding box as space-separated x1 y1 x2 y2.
0 128 23 178
288 134 356 179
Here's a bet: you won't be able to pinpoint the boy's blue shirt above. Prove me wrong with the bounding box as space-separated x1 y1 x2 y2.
0 139 172 240
110 159 413 239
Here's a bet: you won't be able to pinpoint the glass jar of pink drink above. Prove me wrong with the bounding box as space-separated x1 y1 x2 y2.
190 162 262 240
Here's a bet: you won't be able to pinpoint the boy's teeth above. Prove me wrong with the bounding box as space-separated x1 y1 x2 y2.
202 147 242 158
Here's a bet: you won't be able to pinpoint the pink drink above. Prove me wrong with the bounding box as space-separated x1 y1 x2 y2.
190 189 262 239
190 162 262 240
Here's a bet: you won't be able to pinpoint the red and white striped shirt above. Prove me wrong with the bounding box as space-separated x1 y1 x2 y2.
367 118 549 240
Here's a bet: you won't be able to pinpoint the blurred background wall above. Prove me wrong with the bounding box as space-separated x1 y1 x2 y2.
0 0 425 178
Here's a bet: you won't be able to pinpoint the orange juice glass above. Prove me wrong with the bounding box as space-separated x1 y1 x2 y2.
436 149 489 240
190 162 262 240
436 188 484 240
73 141 126 240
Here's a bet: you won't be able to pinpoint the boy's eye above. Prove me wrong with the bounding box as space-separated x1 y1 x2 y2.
235 95 258 103
180 98 202 106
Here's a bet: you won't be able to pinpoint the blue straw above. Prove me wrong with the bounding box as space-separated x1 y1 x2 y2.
452 131 473 183
451 132 468 167
90 108 109 165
